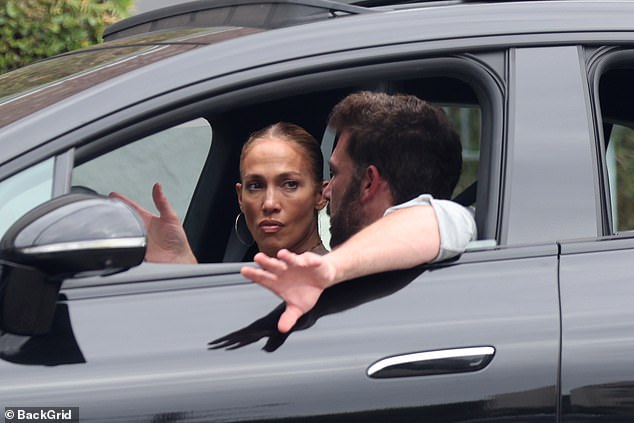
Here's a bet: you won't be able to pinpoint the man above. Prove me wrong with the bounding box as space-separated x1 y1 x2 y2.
241 91 477 333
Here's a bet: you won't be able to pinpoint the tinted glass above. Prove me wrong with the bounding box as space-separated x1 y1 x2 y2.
607 124 634 232
0 27 262 128
599 64 634 233
445 105 480 197
73 118 212 219
0 159 54 238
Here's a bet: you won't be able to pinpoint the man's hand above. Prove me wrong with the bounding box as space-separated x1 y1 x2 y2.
241 249 336 333
110 182 197 264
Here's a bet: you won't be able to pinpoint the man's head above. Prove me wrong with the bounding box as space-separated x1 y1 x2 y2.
324 91 462 247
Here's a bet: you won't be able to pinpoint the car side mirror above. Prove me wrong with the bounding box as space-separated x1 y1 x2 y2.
0 193 146 335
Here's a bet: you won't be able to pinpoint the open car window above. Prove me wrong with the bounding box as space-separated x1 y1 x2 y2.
193 60 497 262
58 52 501 267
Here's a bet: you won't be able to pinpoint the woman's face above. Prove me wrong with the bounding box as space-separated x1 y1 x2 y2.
236 137 326 256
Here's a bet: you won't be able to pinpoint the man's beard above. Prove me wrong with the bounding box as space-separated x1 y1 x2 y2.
328 177 364 248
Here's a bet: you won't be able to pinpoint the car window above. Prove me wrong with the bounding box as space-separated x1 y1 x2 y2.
445 105 480 197
60 55 499 263
597 58 634 234
0 28 265 128
0 158 54 238
72 118 212 219
606 124 634 232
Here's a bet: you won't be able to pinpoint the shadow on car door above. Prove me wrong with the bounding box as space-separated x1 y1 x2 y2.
1 245 559 422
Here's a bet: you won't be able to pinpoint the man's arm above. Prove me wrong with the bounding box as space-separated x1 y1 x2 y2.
241 203 475 333
326 205 441 281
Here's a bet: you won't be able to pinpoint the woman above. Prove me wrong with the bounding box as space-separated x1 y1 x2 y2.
111 122 328 262
236 122 328 257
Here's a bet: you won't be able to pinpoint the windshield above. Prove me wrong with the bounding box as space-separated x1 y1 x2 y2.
0 27 262 128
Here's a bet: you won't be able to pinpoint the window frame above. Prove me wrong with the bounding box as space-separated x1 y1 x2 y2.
590 47 634 236
5 47 505 265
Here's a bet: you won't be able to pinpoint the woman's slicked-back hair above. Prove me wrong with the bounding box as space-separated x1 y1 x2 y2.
240 122 324 188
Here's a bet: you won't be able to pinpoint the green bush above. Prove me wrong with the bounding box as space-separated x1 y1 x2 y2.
0 0 134 74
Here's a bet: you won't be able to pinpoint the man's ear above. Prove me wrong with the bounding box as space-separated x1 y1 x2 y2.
360 165 384 202
315 180 329 210
235 182 243 211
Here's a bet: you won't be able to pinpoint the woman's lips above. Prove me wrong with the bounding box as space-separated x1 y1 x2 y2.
259 220 283 234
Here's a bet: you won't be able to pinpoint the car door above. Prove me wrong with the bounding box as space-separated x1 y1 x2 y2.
1 248 560 422
0 55 562 423
502 42 614 422
558 47 634 420
559 237 634 421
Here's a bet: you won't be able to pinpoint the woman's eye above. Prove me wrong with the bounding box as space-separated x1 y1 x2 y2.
283 180 298 190
246 182 263 191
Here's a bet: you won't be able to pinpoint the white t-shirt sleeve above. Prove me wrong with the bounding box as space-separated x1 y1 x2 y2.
385 194 477 263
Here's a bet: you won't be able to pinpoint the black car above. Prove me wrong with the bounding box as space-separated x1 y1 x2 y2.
2 0 634 421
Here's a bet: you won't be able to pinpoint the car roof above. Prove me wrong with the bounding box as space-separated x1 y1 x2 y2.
5 1 634 106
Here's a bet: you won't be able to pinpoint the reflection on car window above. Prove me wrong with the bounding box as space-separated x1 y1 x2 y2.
444 105 480 196
72 118 212 219
599 63 634 234
0 158 54 238
607 124 634 232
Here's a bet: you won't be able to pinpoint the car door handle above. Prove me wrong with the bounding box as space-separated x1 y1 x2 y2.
367 346 495 379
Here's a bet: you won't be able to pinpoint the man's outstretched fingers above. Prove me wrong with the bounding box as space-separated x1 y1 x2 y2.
253 252 288 272
240 266 277 287
278 305 304 333
277 249 324 269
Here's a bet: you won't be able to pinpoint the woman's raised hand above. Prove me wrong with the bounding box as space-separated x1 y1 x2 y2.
110 182 197 264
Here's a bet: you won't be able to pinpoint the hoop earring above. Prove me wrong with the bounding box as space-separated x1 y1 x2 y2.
234 212 254 247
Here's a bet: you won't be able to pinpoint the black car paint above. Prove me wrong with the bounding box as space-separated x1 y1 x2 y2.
2 248 560 421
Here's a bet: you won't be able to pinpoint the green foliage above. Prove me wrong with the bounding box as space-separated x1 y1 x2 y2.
0 0 134 74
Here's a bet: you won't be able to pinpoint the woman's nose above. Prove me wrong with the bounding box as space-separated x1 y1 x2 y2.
262 187 280 212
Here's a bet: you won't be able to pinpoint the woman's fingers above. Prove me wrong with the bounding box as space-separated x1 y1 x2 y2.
109 191 153 225
152 182 180 223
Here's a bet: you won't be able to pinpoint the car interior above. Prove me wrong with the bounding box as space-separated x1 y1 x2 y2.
71 66 491 263
597 56 634 234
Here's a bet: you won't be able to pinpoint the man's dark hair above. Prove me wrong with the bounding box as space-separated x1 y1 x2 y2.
328 91 462 202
